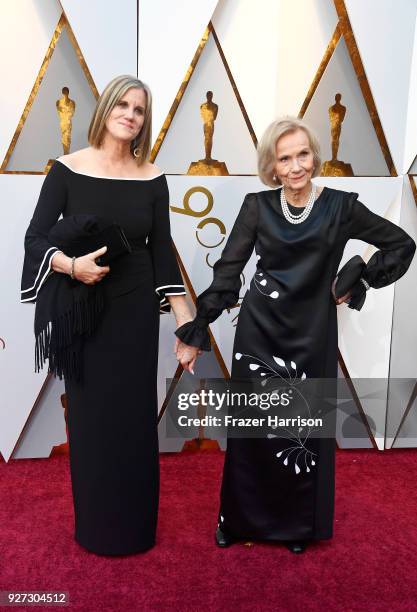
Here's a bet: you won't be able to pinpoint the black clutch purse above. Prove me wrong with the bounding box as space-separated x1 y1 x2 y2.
334 255 368 311
90 224 132 265
48 214 132 266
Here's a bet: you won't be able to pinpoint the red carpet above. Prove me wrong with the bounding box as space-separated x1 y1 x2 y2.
1 449 417 612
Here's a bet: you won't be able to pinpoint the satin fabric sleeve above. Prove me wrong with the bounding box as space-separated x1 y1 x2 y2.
175 193 258 350
346 193 416 307
148 175 186 313
20 161 68 303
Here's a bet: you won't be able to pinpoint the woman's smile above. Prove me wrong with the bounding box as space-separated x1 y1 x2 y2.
119 121 135 129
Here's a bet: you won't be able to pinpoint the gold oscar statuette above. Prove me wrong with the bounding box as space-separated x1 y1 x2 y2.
45 86 76 173
57 86 76 154
321 93 353 176
188 91 229 176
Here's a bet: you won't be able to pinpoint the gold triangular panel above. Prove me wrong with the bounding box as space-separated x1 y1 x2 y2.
153 25 257 176
1 15 98 174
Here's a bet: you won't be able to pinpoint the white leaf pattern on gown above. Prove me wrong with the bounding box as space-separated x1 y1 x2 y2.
234 351 317 474
252 256 279 299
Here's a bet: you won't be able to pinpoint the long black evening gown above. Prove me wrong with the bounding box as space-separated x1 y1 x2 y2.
21 159 185 555
176 186 415 542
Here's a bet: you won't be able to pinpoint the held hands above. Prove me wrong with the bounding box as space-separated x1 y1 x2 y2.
73 246 110 285
174 337 202 375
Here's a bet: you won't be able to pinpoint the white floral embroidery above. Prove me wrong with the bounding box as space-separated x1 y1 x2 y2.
252 255 279 300
235 352 306 386
234 352 319 474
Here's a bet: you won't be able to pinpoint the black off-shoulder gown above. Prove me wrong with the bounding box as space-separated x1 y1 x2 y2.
21 160 185 555
176 186 415 542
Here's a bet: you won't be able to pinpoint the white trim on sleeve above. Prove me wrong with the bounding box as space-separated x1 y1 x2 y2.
155 284 186 296
20 248 59 303
21 247 58 293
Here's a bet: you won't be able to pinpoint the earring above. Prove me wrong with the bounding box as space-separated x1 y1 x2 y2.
132 137 140 158
273 174 277 182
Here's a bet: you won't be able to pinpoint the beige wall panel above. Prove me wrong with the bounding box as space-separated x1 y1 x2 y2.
213 0 338 136
60 0 137 93
405 13 417 174
345 0 417 173
276 0 338 117
386 177 417 447
0 176 53 461
211 0 280 139
330 177 402 380
333 178 403 448
0 0 62 164
138 0 220 142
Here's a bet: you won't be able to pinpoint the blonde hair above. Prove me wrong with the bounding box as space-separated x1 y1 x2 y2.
257 117 321 187
88 75 152 165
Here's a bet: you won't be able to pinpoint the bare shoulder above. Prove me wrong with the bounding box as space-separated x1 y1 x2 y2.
57 147 94 170
137 161 163 178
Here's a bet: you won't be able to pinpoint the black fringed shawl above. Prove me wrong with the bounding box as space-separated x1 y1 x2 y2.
34 272 104 381
31 215 127 381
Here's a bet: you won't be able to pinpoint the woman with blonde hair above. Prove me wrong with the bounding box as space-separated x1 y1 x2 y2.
175 116 415 553
21 75 196 555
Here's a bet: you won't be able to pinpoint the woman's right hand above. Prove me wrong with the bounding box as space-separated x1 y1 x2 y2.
73 246 110 285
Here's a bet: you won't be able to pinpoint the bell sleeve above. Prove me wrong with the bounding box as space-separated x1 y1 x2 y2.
175 193 258 350
345 192 416 309
149 175 186 313
20 161 68 303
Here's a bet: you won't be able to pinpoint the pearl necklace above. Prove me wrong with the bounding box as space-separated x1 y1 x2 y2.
280 184 317 224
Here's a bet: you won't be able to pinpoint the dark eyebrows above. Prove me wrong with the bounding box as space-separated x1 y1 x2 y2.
117 100 145 112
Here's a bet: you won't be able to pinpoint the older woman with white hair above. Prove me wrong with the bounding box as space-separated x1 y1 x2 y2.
175 116 415 553
21 75 196 556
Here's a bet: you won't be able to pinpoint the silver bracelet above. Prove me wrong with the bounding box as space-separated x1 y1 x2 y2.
360 277 370 291
70 256 76 280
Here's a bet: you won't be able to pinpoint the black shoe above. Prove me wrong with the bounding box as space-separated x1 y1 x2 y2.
215 526 234 547
285 540 307 554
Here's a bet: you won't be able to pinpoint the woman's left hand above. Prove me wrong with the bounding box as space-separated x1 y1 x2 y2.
331 279 351 305
174 338 201 374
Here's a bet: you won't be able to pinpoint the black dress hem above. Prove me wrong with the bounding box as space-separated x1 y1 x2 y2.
74 535 155 556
